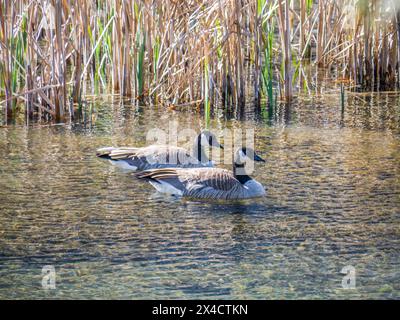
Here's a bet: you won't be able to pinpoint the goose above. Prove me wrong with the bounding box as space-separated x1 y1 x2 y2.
96 130 223 171
135 147 266 200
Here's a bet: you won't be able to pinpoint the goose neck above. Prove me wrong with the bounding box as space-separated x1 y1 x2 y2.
192 134 209 163
233 161 252 184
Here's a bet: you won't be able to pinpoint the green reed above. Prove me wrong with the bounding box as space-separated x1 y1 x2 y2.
204 55 210 127
261 23 275 108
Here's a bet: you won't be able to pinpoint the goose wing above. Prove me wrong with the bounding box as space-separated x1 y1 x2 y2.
180 168 239 191
96 147 138 159
134 145 198 165
97 145 199 167
136 168 242 199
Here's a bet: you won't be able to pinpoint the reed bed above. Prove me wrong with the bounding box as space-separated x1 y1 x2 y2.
0 0 399 123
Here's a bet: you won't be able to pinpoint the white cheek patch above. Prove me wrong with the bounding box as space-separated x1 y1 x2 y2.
238 150 247 162
200 134 209 146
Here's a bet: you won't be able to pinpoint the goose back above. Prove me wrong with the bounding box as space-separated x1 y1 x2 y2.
97 145 213 171
136 167 265 199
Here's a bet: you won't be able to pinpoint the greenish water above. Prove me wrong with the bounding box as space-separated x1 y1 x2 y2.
0 92 399 299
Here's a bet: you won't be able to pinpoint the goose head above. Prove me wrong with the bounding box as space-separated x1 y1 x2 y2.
234 147 265 165
198 130 224 149
233 147 265 183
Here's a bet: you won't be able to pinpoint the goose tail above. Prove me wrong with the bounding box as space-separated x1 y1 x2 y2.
96 147 138 159
96 147 116 159
135 169 184 195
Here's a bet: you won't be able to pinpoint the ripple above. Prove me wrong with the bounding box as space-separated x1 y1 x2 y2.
0 103 399 299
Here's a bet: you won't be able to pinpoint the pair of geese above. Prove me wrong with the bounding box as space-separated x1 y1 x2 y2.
96 131 266 200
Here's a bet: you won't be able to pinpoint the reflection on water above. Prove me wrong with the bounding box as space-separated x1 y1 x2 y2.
0 92 399 299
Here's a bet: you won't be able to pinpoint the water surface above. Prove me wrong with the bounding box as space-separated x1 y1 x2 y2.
0 93 399 299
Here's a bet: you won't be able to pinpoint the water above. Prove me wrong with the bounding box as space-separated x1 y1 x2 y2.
0 92 399 299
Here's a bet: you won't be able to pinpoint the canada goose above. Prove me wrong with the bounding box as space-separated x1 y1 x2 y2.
135 147 266 200
96 130 223 171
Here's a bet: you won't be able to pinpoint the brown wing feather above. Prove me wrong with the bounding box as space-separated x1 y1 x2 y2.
103 145 196 165
136 168 245 199
135 168 180 180
182 168 239 191
136 168 239 192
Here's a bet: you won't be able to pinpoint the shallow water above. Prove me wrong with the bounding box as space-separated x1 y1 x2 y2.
0 92 399 299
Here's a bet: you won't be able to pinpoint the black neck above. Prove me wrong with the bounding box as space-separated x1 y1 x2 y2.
193 134 209 163
233 162 252 184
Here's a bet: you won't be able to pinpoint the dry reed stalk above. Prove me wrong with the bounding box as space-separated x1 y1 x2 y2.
0 0 399 124
299 0 306 58
1 0 12 121
277 0 293 101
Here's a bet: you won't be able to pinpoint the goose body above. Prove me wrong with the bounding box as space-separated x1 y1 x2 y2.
136 148 266 200
96 131 222 171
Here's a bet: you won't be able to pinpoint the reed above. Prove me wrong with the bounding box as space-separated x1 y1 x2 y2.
204 53 210 126
260 17 275 108
0 0 399 124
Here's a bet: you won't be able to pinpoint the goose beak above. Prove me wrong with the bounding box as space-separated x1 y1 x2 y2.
254 154 265 162
219 144 224 149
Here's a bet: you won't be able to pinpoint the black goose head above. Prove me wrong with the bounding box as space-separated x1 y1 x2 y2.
233 147 265 184
198 130 224 149
235 147 265 164
193 130 223 163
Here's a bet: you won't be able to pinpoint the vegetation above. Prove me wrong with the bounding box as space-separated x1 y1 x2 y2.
0 0 399 123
